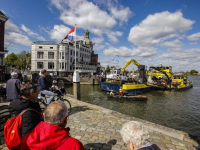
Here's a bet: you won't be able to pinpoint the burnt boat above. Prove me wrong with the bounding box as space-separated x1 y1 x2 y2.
107 93 147 101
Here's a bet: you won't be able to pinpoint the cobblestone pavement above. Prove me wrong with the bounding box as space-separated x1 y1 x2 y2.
0 95 198 150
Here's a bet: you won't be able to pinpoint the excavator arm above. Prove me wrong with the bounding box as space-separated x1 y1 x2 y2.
150 67 171 81
121 59 141 72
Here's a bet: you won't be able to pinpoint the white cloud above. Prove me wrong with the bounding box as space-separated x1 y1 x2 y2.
5 32 32 46
21 25 46 41
90 28 103 36
105 30 123 43
105 43 110 46
128 11 195 46
92 37 105 50
110 6 133 25
159 48 200 60
50 0 129 43
187 32 200 44
5 20 20 32
103 46 157 57
48 24 83 42
54 0 116 29
160 39 183 48
48 25 71 41
92 37 104 44
93 44 104 51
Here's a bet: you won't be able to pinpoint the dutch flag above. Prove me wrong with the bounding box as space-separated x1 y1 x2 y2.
64 27 75 41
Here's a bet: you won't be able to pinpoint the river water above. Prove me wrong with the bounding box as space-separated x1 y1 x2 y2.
65 76 200 138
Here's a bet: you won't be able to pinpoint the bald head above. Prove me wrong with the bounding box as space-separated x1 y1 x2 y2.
44 101 68 126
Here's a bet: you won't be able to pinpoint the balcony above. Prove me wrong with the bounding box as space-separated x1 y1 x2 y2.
0 46 8 53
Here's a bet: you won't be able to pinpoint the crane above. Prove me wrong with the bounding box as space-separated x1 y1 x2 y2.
121 59 141 72
121 59 146 84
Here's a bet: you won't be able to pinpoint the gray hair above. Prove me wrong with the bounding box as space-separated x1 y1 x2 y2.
20 82 38 97
11 71 18 77
120 121 150 148
44 101 68 126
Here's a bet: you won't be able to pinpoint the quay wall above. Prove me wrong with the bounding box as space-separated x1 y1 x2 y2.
65 94 198 145
0 93 198 149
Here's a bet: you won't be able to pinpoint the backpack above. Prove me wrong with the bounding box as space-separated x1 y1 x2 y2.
4 109 41 150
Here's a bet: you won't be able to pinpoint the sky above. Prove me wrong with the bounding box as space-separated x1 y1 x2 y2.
1 0 200 72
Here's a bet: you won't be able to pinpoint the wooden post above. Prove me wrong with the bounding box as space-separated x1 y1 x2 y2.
73 70 80 100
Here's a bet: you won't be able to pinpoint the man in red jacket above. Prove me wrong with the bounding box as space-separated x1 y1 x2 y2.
20 101 84 150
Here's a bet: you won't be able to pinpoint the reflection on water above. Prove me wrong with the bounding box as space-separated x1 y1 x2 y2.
65 76 200 138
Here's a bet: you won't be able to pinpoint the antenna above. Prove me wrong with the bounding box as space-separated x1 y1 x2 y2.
4 41 12 50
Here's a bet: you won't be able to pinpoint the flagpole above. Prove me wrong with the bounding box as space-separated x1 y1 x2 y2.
75 24 77 71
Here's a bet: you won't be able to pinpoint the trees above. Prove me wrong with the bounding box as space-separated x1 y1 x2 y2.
17 51 31 70
190 70 198 75
5 51 31 70
5 53 18 67
106 65 111 72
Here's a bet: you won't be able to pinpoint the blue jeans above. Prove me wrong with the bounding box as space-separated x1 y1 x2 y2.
41 90 55 104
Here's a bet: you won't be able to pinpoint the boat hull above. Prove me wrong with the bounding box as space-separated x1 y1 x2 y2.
100 82 151 94
167 83 193 90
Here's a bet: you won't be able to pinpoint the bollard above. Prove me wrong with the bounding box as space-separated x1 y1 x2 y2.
73 71 80 100
93 79 95 85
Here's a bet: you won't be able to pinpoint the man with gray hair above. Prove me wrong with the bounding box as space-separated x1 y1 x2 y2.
20 101 84 150
6 71 21 101
120 121 160 150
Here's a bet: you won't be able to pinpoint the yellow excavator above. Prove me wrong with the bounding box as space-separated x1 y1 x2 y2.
121 59 146 85
121 59 141 72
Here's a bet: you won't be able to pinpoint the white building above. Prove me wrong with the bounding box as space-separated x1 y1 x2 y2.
31 30 100 76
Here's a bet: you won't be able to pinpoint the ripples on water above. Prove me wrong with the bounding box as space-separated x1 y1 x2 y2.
65 76 200 138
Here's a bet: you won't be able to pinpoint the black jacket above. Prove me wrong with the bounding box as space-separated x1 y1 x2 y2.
9 96 42 138
138 144 161 150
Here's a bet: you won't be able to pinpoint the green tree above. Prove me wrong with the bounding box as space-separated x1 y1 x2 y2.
5 53 18 67
17 51 31 70
110 66 116 70
106 65 111 72
190 70 198 74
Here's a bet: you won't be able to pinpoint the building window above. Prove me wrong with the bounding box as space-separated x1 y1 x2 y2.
70 50 72 55
60 63 61 69
39 46 42 48
76 52 78 56
37 62 43 69
50 47 53 49
48 62 54 69
62 52 64 59
48 52 54 59
73 51 75 55
60 52 61 59
62 62 64 69
37 52 43 59
70 57 72 62
65 63 66 69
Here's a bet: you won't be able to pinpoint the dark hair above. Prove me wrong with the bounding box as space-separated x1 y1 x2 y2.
20 82 38 97
41 69 47 74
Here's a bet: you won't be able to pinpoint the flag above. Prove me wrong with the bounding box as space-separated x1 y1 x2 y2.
64 27 75 41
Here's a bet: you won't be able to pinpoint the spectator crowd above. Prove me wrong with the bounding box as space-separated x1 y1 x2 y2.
3 70 160 150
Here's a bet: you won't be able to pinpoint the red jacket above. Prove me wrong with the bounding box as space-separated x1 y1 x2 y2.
20 121 84 150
